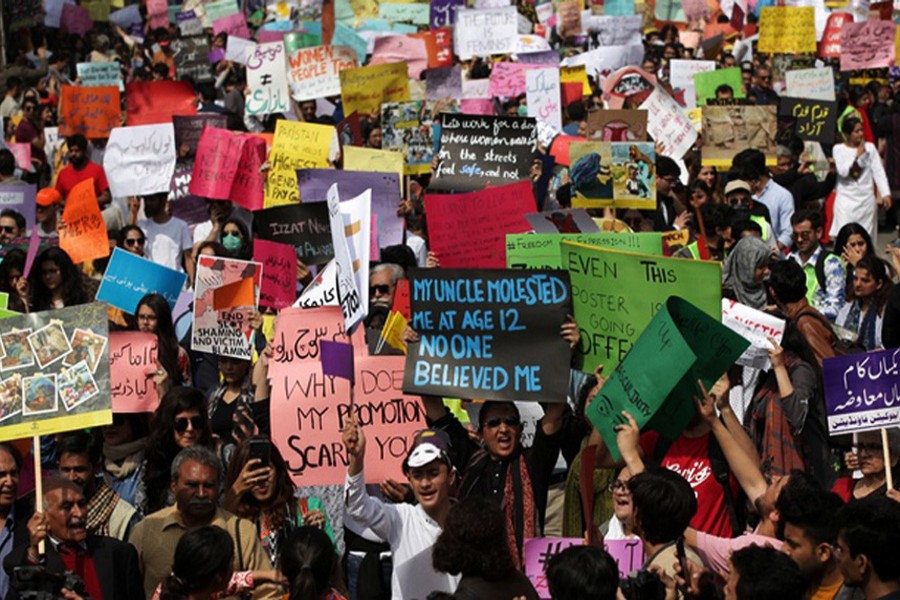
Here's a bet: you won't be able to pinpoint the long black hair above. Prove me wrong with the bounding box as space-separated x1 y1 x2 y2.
134 293 184 387
160 525 234 600
28 247 89 311
281 527 346 600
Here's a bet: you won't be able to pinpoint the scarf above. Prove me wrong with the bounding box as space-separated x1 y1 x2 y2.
843 301 879 350
87 481 120 537
749 355 806 477
722 237 771 310
103 438 146 479
459 449 536 570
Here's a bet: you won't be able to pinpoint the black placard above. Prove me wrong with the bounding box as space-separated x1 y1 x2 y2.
171 36 213 84
173 114 228 159
778 97 837 145
402 268 572 403
431 114 536 193
253 203 334 265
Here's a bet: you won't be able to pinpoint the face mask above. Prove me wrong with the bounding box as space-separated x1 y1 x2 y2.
222 233 242 251
517 105 528 117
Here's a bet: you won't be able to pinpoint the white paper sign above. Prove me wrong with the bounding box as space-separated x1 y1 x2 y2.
639 88 698 160
669 59 716 109
225 36 255 65
326 184 365 329
340 190 372 313
526 68 562 131
785 68 836 102
721 298 786 369
561 45 644 82
76 62 122 88
245 41 291 116
103 124 177 198
287 45 359 102
454 7 518 60
585 15 643 46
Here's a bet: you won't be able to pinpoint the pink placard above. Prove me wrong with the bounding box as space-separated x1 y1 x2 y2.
253 239 297 310
230 135 267 210
109 332 160 413
840 20 896 71
189 127 246 200
425 180 535 268
370 35 428 80
460 98 494 115
213 13 251 39
7 143 31 172
524 538 645 599
268 306 349 381
488 62 541 98
61 3 93 36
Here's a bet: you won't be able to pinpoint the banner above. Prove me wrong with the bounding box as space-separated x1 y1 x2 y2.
562 241 722 373
253 239 297 310
524 538 645 599
172 114 228 159
339 62 410 116
823 349 900 434
264 121 334 206
284 40 358 101
59 179 109 265
59 85 120 139
191 256 262 359
0 303 111 441
245 41 291 116
586 297 748 459
431 114 536 192
96 248 187 315
189 127 267 210
103 124 177 198
425 181 534 268
126 81 197 126
253 202 333 265
402 269 572 402
507 233 662 269
568 142 657 209
758 7 817 54
778 98 837 145
721 298 785 370
453 7 517 60
109 332 159 413
171 36 214 83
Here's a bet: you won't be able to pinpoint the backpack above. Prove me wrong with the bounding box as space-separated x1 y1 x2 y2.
814 250 839 293
652 432 747 538
794 310 867 356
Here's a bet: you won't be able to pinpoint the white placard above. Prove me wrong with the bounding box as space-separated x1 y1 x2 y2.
561 45 644 82
721 298 786 370
245 41 291 116
225 36 255 65
526 68 562 131
103 124 176 198
785 68 836 102
584 15 643 46
454 7 518 60
286 45 358 101
639 88 698 160
669 59 716 109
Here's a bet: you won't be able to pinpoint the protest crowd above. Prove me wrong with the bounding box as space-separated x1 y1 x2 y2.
4 0 900 599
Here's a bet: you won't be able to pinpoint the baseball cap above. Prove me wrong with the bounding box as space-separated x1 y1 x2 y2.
36 188 62 207
403 429 453 473
724 180 752 196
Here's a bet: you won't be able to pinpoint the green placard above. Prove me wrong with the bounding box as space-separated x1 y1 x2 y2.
561 241 722 373
694 67 746 106
507 233 663 270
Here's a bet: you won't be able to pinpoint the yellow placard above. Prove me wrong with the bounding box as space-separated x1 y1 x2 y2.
561 65 592 96
339 62 410 116
264 120 334 208
343 146 405 181
757 7 817 55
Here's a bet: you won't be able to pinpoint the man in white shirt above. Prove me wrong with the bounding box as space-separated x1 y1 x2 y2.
133 192 194 283
343 419 460 599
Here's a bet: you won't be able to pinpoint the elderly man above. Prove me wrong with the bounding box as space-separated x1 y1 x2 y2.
128 446 280 600
3 476 143 600
0 444 33 600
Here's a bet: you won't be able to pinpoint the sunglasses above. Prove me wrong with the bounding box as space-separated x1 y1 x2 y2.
223 231 241 238
0 226 16 234
370 284 390 295
124 238 145 247
791 230 815 240
484 416 520 428
174 416 205 433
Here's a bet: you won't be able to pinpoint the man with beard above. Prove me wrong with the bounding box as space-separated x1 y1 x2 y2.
55 134 111 210
131 191 194 280
128 446 278 600
3 477 144 600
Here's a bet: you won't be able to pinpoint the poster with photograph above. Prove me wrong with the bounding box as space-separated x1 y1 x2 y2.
27 322 73 369
701 105 777 167
0 330 34 371
381 100 456 175
569 141 657 209
192 256 262 359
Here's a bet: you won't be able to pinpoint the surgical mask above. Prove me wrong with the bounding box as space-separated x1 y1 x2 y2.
222 233 242 250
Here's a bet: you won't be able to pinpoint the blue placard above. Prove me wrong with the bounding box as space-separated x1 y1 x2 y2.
96 248 187 315
823 349 900 434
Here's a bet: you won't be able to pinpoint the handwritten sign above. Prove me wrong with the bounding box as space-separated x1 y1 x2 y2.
562 241 723 374
254 202 333 265
639 88 697 159
172 114 228 159
253 239 297 310
778 98 837 145
171 36 214 83
824 349 900 434
819 12 852 59
426 181 535 268
246 42 291 116
225 35 254 64
840 20 896 71
190 127 267 210
192 256 262 360
59 179 109 265
506 233 662 269
264 121 334 207
785 68 836 102
284 41 358 101
109 332 159 413
525 68 562 131
453 7 517 60
403 269 572 403
758 7 817 54
342 147 404 181
103 124 176 198
339 62 410 116
59 85 120 139
0 303 110 442
96 248 187 315
524 538 645 599
212 12 250 39
431 0 463 28
721 299 785 370
76 62 121 88
431 114 536 192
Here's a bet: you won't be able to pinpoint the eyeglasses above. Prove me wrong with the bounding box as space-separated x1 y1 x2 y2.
124 238 145 247
611 480 629 492
0 226 16 234
370 284 390 295
791 230 815 240
484 416 520 428
174 416 205 433
137 313 157 322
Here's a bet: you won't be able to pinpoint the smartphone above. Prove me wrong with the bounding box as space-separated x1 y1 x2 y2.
675 537 690 591
248 439 271 468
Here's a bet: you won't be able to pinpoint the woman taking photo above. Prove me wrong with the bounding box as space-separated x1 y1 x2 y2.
224 437 334 567
836 255 893 350
830 118 891 242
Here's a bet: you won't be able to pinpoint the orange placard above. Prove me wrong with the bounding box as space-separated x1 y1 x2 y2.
125 81 197 126
59 178 110 264
59 85 121 139
212 277 256 310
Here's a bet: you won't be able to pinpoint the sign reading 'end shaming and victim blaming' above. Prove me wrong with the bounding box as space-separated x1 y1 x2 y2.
402 269 572 402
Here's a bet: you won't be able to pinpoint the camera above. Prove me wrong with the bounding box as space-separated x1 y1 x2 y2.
619 568 666 600
10 566 87 600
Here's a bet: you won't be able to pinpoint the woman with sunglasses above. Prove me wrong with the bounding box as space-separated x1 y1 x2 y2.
224 438 334 567
99 412 151 510
118 224 147 256
832 429 899 502
219 218 251 260
134 293 192 399
142 387 215 514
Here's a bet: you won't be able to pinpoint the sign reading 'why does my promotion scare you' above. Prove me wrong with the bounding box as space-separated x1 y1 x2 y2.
562 241 722 373
403 269 572 403
823 349 900 434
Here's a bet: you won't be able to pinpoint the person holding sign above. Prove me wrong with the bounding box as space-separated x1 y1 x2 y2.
342 419 461 599
831 430 899 503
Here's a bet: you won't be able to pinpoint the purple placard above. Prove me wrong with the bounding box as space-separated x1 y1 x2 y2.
430 0 463 29
297 169 404 253
320 340 355 383
61 3 93 36
213 13 251 39
0 183 37 235
823 349 900 434
524 538 644 599
208 49 226 64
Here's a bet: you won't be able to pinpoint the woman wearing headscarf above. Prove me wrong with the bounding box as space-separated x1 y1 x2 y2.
722 236 773 310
